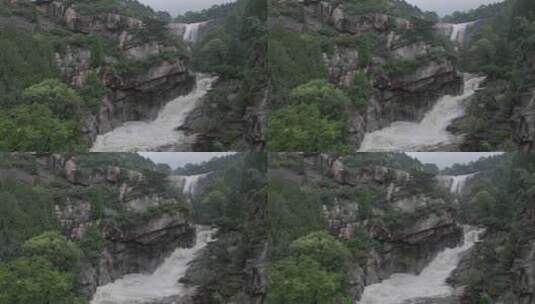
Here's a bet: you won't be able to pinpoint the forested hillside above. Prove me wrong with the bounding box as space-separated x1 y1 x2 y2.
266 152 535 303
0 0 265 152
267 153 459 302
267 0 460 151
444 0 535 151
0 0 191 151
439 153 535 303
0 152 268 304
182 0 268 150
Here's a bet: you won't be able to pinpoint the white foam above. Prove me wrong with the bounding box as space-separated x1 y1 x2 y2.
90 226 216 304
359 75 485 152
357 226 484 304
91 74 217 152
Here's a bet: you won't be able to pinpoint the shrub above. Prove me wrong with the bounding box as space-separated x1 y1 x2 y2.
21 231 82 272
290 231 351 272
289 79 350 121
267 257 350 304
268 103 348 152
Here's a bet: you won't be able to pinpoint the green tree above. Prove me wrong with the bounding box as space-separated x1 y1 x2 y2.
349 70 372 109
289 231 350 272
289 80 350 121
268 103 347 152
0 257 82 304
0 103 81 151
267 257 349 304
79 72 108 113
22 79 83 119
22 231 82 272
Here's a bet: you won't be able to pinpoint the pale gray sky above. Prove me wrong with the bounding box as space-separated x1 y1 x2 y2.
139 152 235 169
406 0 504 16
138 0 234 16
407 152 503 169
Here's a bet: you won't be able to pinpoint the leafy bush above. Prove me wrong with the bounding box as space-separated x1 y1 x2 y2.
0 26 58 104
289 231 351 272
269 178 325 258
348 70 372 109
0 257 84 304
268 103 348 152
0 182 58 259
269 27 327 106
267 257 350 304
21 231 81 272
78 224 104 262
289 79 350 121
22 79 84 119
383 57 420 76
0 103 82 151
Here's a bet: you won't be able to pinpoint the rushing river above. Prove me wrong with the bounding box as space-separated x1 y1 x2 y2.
91 74 217 152
90 226 215 304
358 75 485 152
357 226 484 304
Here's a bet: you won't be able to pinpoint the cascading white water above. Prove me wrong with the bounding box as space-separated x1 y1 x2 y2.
449 22 476 45
357 226 484 304
91 74 217 152
182 173 209 196
90 226 216 304
448 173 476 195
358 75 486 152
183 22 207 44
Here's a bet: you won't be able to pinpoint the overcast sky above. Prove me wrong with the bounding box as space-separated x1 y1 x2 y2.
405 0 504 16
139 152 235 169
138 0 234 16
406 152 503 169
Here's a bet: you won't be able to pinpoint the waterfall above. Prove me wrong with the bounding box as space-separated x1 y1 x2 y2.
448 173 477 195
183 22 207 44
168 173 209 198
357 226 484 304
358 74 485 152
91 74 217 152
182 173 209 196
449 22 476 45
90 226 216 304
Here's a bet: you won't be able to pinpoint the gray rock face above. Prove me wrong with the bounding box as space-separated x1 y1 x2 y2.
32 0 197 145
295 154 463 301
271 0 463 148
36 155 196 298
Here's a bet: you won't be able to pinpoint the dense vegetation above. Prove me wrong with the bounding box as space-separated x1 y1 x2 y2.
266 153 451 303
174 153 241 175
186 153 266 229
267 0 454 151
183 0 267 150
0 153 193 303
71 0 166 20
444 152 535 302
175 3 237 23
453 0 535 150
268 176 352 304
443 1 510 23
0 0 188 151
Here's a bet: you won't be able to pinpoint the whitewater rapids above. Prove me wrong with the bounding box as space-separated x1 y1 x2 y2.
91 74 217 152
357 226 484 304
358 74 485 152
90 226 216 304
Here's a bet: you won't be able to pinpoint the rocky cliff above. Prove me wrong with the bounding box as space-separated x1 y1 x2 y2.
2 153 196 299
269 0 462 148
8 0 196 146
270 153 462 301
